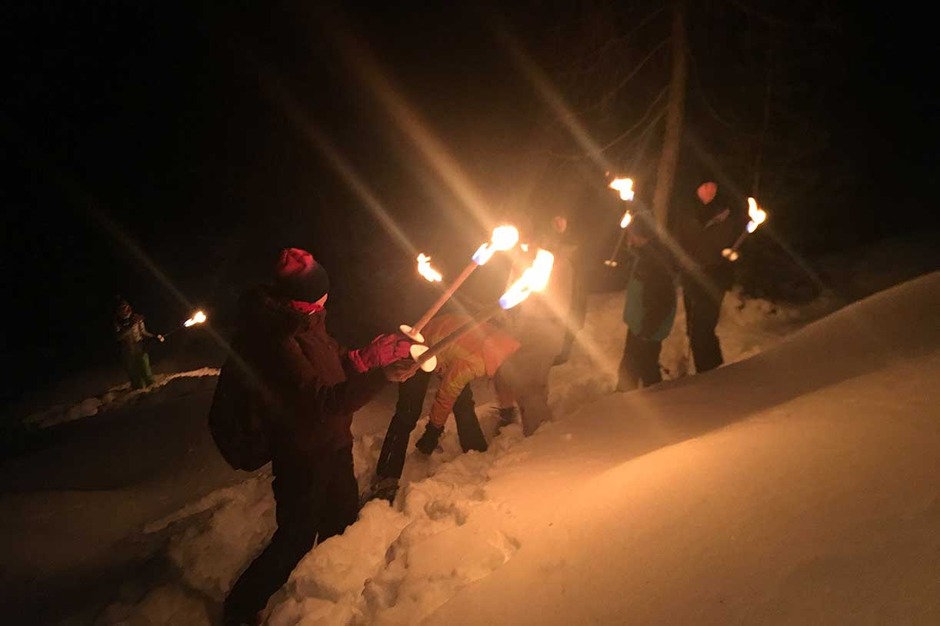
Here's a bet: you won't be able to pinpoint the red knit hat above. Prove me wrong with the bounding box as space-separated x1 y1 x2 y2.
274 247 330 303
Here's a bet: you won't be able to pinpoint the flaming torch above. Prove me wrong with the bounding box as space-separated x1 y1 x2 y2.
164 310 208 338
401 225 519 342
416 253 443 283
409 248 555 372
604 177 635 268
722 197 768 262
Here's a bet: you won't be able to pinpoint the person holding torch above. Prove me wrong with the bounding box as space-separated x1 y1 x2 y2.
363 308 521 505
674 177 748 373
221 247 418 626
616 212 678 391
495 212 576 436
113 296 163 390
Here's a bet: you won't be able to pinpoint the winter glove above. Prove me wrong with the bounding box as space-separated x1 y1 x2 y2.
348 333 415 373
383 359 419 383
415 422 443 455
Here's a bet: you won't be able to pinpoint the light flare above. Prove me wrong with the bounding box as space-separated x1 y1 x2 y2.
413 248 555 372
405 224 520 339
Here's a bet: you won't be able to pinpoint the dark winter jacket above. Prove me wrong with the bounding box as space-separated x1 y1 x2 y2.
115 314 154 355
675 189 746 290
232 285 388 459
623 236 677 342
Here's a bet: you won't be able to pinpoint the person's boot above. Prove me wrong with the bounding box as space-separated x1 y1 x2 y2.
496 406 518 432
415 423 443 455
362 476 400 506
616 370 639 392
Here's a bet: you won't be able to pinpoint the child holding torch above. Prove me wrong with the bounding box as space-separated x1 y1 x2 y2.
113 296 164 389
363 309 520 505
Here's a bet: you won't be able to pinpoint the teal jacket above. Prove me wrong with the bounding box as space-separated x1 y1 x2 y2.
623 238 677 341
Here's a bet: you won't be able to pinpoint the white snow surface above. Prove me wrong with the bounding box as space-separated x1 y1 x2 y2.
2 235 938 626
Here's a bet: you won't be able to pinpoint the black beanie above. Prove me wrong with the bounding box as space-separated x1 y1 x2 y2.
274 247 330 303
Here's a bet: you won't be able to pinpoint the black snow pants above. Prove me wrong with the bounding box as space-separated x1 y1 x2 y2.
223 445 359 625
375 369 486 482
682 274 726 373
617 329 664 391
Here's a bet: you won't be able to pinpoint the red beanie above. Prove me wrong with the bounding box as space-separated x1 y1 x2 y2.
274 247 330 303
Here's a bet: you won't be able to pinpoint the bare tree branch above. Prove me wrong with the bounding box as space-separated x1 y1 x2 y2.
598 87 669 152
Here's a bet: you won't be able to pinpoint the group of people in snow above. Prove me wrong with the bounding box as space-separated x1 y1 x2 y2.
211 173 746 625
615 176 747 391
217 215 578 625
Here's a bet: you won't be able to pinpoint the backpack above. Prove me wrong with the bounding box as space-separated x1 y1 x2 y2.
208 354 271 471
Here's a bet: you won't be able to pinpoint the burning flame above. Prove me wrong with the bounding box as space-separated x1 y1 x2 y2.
498 249 555 309
472 224 520 265
491 225 519 250
609 177 635 202
184 311 207 327
416 253 443 282
619 210 633 229
746 197 767 233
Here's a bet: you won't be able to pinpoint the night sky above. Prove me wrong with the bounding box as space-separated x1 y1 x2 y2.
2 1 938 409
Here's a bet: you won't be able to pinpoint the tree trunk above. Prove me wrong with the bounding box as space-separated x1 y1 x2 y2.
753 26 776 197
651 0 688 228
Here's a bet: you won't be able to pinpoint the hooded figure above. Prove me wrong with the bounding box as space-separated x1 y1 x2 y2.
222 247 417 626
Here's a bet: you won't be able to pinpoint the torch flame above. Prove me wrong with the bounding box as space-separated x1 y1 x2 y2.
746 197 767 233
609 177 635 202
416 253 443 282
184 310 207 327
498 249 555 310
490 225 519 251
619 210 633 229
471 224 520 265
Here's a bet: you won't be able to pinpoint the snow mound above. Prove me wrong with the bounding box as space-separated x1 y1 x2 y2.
22 367 220 429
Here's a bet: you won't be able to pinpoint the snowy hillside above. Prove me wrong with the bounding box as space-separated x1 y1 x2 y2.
1 236 937 625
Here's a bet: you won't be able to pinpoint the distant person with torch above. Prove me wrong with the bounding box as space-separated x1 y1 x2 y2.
674 178 747 373
616 211 677 391
113 296 163 389
221 247 418 626
363 309 521 505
